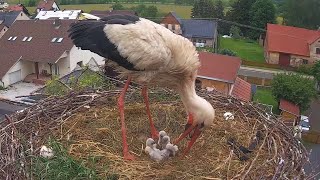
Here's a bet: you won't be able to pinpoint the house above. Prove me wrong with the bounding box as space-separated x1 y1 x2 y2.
279 99 300 126
197 52 251 101
36 0 60 13
265 24 320 67
0 10 29 27
6 4 31 16
0 10 29 38
160 12 218 50
35 10 82 20
89 10 137 18
0 19 105 87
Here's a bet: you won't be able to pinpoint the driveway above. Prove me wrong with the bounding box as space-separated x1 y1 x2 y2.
0 101 26 120
0 82 43 103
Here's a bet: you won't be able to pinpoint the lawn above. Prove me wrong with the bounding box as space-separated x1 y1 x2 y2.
24 3 192 18
253 87 279 114
219 37 265 62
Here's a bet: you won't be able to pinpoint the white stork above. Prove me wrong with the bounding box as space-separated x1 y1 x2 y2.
68 14 215 160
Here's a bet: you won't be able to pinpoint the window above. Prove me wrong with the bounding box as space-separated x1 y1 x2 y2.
12 36 17 41
316 48 320 55
302 59 308 64
7 36 12 41
203 40 206 43
27 37 33 41
165 24 168 28
51 38 57 42
172 24 175 30
22 37 28 41
57 38 63 43
69 11 74 16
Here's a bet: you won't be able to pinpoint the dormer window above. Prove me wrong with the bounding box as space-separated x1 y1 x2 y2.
27 37 33 41
8 36 12 41
51 37 57 42
12 36 17 41
22 37 28 41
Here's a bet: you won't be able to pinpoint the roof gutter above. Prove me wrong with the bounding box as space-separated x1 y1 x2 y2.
197 75 234 84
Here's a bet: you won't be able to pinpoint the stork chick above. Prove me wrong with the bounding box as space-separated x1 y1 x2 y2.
159 144 179 160
158 131 168 149
145 138 163 162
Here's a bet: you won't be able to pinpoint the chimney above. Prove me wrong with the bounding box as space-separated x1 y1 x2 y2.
53 18 61 28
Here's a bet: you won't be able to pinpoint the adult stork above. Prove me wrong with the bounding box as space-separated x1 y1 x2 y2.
68 14 215 160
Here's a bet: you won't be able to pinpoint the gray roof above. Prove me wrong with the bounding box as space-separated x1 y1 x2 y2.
0 11 21 27
181 19 217 39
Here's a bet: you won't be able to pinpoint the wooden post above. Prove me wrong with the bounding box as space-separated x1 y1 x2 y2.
35 62 39 79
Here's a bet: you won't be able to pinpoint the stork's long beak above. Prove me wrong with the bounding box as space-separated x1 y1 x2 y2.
174 123 204 156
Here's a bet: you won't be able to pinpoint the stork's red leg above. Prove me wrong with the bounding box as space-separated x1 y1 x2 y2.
118 76 135 160
142 86 159 139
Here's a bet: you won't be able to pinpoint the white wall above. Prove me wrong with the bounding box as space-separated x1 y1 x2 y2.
68 46 105 71
1 60 34 87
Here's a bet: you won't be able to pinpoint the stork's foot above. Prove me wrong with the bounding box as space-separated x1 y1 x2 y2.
123 152 135 161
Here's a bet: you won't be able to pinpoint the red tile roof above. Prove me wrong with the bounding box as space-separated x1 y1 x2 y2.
266 23 320 57
0 19 75 79
37 0 56 11
198 52 241 83
231 77 252 101
279 99 300 116
7 4 30 16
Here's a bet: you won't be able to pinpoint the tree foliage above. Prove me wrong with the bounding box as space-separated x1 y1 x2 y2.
248 0 275 39
131 4 158 17
271 73 317 111
213 0 224 19
229 25 241 39
191 0 215 18
218 48 237 56
226 0 257 36
282 0 320 30
111 2 125 10
312 61 320 84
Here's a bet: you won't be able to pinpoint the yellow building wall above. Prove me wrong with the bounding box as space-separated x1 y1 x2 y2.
267 52 280 64
197 77 231 95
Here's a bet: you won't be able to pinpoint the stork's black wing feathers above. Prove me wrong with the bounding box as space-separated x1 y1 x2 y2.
68 14 140 71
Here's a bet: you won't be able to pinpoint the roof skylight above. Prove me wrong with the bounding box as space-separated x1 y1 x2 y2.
51 38 57 42
57 38 63 43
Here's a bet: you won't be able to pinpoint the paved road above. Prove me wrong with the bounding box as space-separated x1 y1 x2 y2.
305 99 320 131
0 101 26 120
238 66 314 80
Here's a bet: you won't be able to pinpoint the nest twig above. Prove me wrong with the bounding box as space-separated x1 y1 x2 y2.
0 86 312 179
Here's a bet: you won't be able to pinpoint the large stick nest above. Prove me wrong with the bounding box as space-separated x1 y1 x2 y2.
0 86 311 179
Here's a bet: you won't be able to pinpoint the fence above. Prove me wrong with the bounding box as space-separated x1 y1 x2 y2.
241 60 298 71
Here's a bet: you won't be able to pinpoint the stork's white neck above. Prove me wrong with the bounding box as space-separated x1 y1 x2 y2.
177 79 215 126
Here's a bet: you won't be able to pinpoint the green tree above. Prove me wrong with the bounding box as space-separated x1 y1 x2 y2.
226 0 257 36
26 0 36 6
191 0 215 18
312 61 320 87
111 2 125 10
282 0 320 29
248 0 276 39
229 25 241 39
213 0 224 19
271 73 317 111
